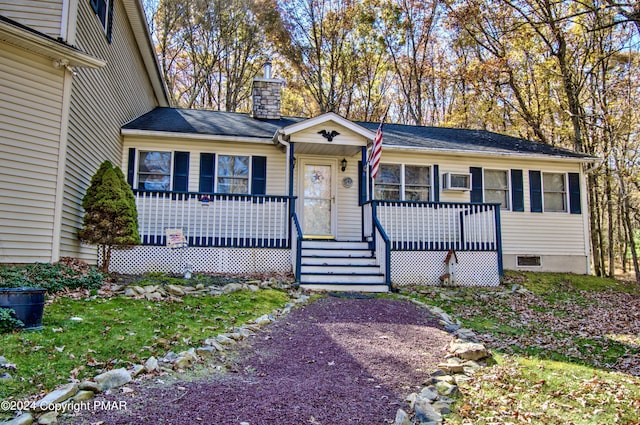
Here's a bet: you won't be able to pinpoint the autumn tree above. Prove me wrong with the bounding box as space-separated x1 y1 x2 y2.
378 0 442 126
149 0 269 110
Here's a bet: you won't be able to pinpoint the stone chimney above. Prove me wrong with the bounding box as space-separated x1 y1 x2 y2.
252 61 282 120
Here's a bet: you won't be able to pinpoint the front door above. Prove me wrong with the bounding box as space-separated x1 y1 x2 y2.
300 160 336 238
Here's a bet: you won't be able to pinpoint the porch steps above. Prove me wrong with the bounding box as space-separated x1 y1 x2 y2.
298 240 388 293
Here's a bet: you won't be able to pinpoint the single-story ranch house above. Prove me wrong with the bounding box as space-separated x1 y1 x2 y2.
1 1 596 292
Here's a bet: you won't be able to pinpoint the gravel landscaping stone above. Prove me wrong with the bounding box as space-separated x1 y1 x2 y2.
59 297 452 425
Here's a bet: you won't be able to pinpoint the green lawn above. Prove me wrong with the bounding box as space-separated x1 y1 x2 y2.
0 288 289 416
404 271 640 424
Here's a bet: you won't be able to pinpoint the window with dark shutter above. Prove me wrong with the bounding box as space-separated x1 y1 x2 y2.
511 169 524 212
90 0 113 42
469 167 483 203
127 148 136 187
529 170 543 212
172 152 190 192
568 172 581 214
433 164 440 202
199 153 216 193
251 156 267 195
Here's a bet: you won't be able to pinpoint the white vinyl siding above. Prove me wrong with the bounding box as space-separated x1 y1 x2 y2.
121 138 288 195
378 150 588 265
335 154 361 240
0 43 65 262
59 0 159 261
0 0 63 38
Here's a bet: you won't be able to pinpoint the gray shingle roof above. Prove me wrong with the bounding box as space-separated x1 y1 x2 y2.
123 107 591 159
123 107 303 138
356 122 589 159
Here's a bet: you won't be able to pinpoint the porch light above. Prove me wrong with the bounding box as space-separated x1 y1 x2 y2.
341 158 348 172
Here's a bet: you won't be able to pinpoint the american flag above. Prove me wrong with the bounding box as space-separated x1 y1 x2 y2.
369 112 386 179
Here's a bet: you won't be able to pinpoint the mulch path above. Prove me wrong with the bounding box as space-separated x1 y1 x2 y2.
61 295 452 425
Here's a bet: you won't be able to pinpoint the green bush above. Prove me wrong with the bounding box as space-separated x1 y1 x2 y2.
78 161 140 272
0 308 23 333
0 263 105 294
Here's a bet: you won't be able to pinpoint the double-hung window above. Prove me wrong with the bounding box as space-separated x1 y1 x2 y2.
483 169 510 209
137 151 172 191
90 0 113 39
543 172 567 212
375 164 431 201
217 155 250 194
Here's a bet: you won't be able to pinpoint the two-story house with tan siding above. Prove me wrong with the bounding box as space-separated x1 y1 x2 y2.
1 1 597 291
0 0 168 264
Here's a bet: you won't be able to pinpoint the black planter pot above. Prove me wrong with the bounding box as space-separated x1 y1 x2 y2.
0 287 46 330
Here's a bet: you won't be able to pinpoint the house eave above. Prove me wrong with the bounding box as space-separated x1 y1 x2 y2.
0 16 105 68
384 144 597 163
121 128 274 144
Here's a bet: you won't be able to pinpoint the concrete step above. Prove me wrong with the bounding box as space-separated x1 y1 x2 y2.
300 264 382 274
301 240 370 250
301 248 374 258
299 273 386 284
300 284 389 293
301 256 378 266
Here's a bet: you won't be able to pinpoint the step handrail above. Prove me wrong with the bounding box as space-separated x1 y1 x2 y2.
372 209 392 291
291 212 303 282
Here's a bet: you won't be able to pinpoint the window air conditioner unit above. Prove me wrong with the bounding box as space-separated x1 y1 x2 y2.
442 172 472 191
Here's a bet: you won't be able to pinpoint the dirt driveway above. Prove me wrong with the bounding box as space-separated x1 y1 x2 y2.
61 295 452 425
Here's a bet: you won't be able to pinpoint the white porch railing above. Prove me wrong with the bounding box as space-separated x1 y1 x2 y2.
365 201 501 252
134 191 292 248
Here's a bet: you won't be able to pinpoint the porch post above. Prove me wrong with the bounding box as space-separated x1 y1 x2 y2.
494 205 504 276
289 142 295 215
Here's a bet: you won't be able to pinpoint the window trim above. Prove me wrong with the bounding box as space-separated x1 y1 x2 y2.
482 168 511 211
90 0 113 39
136 150 174 191
374 162 433 201
215 154 252 194
542 172 568 213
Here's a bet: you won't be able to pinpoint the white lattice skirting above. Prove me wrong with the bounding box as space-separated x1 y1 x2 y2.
106 246 292 275
390 251 500 287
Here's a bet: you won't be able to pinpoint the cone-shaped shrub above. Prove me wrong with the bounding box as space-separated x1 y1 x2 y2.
79 161 140 272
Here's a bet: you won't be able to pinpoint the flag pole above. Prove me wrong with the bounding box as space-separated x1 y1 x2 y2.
369 106 389 180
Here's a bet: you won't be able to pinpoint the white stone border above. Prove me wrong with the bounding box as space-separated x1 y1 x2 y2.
392 296 492 425
0 283 311 425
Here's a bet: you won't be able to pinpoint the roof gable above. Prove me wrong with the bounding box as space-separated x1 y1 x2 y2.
280 112 375 140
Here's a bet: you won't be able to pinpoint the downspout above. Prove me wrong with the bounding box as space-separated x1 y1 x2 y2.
51 67 75 262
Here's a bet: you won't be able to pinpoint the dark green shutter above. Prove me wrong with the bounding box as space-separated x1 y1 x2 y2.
511 169 524 212
106 0 114 43
172 151 189 192
470 167 483 203
251 156 267 195
568 172 581 214
433 165 440 202
127 148 136 188
199 153 215 193
358 160 366 205
529 170 542 212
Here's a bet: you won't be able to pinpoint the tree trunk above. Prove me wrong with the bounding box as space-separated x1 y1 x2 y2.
605 166 615 277
622 198 640 282
589 174 602 276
